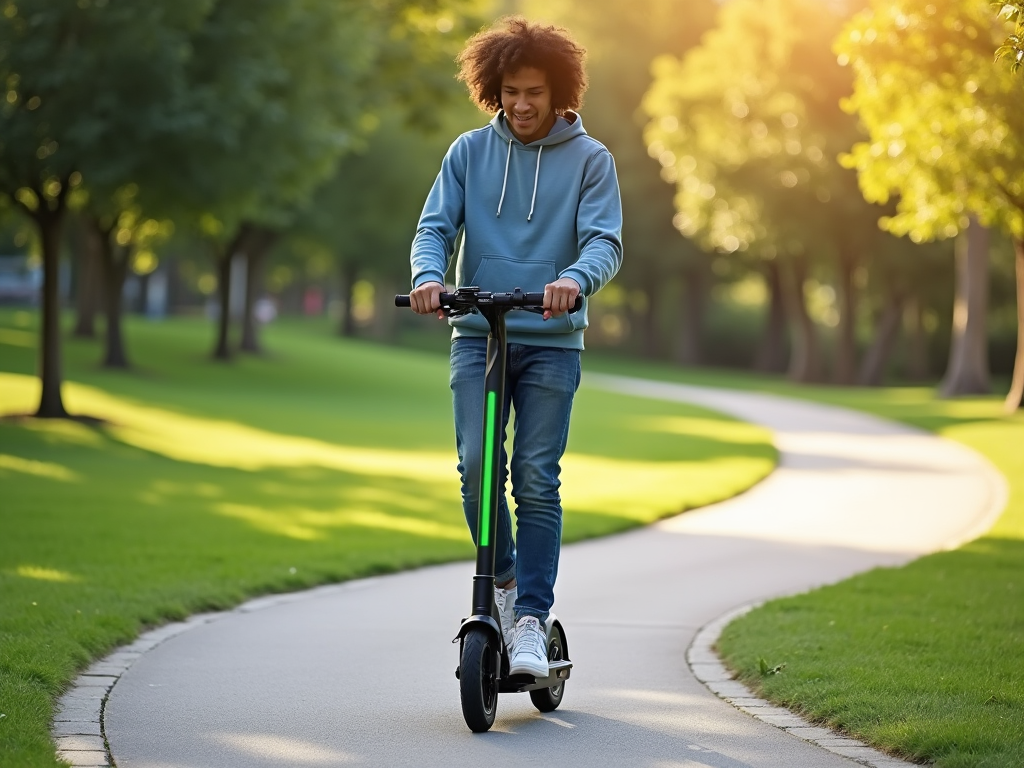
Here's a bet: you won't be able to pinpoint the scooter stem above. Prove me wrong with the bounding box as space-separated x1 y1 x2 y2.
471 306 509 618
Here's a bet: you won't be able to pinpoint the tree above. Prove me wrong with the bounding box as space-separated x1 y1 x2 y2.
286 105 479 338
71 4 213 368
836 0 1024 410
0 3 208 414
525 0 719 362
643 0 899 383
173 0 486 358
151 0 381 360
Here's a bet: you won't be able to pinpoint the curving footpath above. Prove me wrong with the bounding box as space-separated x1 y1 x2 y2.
56 375 1007 768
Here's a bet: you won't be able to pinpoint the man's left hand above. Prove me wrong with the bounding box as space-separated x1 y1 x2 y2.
543 277 582 320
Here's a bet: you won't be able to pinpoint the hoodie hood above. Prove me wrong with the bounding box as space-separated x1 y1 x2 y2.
489 110 587 147
489 111 588 220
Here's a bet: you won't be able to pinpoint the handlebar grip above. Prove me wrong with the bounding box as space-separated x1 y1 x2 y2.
395 292 583 312
523 292 583 313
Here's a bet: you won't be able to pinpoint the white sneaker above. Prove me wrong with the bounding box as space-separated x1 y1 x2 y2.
494 584 517 651
509 616 548 678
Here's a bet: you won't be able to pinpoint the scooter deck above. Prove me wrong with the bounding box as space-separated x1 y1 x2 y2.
498 659 572 693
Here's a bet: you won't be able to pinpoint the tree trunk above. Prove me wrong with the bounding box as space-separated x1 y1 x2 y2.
1004 237 1024 413
34 206 68 417
212 251 233 360
905 296 930 381
212 225 251 360
754 258 788 373
834 245 859 385
95 220 132 369
72 216 103 339
782 255 821 383
673 264 705 366
939 218 990 397
240 227 277 354
338 262 358 337
857 289 904 386
86 216 132 369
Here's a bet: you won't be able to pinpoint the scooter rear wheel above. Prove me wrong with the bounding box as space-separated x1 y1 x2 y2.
460 627 498 732
529 624 566 712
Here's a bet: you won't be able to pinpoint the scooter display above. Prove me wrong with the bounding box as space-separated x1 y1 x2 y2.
396 286 577 732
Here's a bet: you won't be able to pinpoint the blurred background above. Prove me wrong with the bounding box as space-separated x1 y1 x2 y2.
2 0 1022 408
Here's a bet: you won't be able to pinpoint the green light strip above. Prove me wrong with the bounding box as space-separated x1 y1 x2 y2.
479 390 497 548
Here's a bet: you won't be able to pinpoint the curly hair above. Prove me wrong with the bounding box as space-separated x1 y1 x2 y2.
456 16 588 115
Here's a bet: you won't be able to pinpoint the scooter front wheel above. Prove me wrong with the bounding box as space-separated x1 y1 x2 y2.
459 627 498 732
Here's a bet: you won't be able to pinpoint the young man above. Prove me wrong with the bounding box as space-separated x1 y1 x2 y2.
408 16 622 677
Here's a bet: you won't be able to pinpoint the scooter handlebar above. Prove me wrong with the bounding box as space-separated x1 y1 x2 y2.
394 289 583 314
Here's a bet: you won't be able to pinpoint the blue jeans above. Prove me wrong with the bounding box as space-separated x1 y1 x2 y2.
450 337 581 624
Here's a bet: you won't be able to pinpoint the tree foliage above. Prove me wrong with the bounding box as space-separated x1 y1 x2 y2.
994 1 1024 71
642 0 904 382
836 0 1024 408
643 0 866 258
837 0 1023 241
0 1 216 412
523 0 719 360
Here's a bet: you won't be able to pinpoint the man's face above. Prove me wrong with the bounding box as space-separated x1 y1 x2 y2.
501 67 556 145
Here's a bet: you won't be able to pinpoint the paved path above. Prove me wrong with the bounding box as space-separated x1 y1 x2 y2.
94 375 1005 768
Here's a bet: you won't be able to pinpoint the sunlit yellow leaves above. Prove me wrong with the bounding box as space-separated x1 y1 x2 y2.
13 187 37 211
132 250 158 275
643 0 864 258
836 0 1024 241
199 213 223 237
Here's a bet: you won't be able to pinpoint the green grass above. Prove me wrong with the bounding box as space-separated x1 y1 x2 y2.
582 354 1024 768
0 310 775 768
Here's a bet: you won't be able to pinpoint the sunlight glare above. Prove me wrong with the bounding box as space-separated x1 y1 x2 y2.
15 565 80 583
214 503 468 542
0 453 80 481
211 732 358 764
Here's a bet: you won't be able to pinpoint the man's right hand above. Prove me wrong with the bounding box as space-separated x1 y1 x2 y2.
409 281 446 319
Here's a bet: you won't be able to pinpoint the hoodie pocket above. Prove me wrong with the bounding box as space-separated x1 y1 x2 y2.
468 254 556 294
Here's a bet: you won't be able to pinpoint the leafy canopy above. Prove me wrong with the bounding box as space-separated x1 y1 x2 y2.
836 0 1024 242
642 0 873 261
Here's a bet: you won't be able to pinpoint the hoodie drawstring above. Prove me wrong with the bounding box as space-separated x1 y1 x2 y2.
495 139 544 222
527 145 543 222
496 139 512 218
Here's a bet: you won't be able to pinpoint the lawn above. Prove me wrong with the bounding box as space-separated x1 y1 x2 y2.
0 311 775 768
583 354 1024 768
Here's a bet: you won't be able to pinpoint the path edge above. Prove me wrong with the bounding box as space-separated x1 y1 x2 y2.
51 579 382 767
687 602 929 768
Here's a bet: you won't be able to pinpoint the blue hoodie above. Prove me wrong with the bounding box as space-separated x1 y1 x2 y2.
410 110 623 349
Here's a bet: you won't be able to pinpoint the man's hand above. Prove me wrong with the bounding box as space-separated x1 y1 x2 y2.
409 281 446 319
543 277 581 320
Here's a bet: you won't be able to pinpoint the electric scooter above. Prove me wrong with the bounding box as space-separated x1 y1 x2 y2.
396 286 578 732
